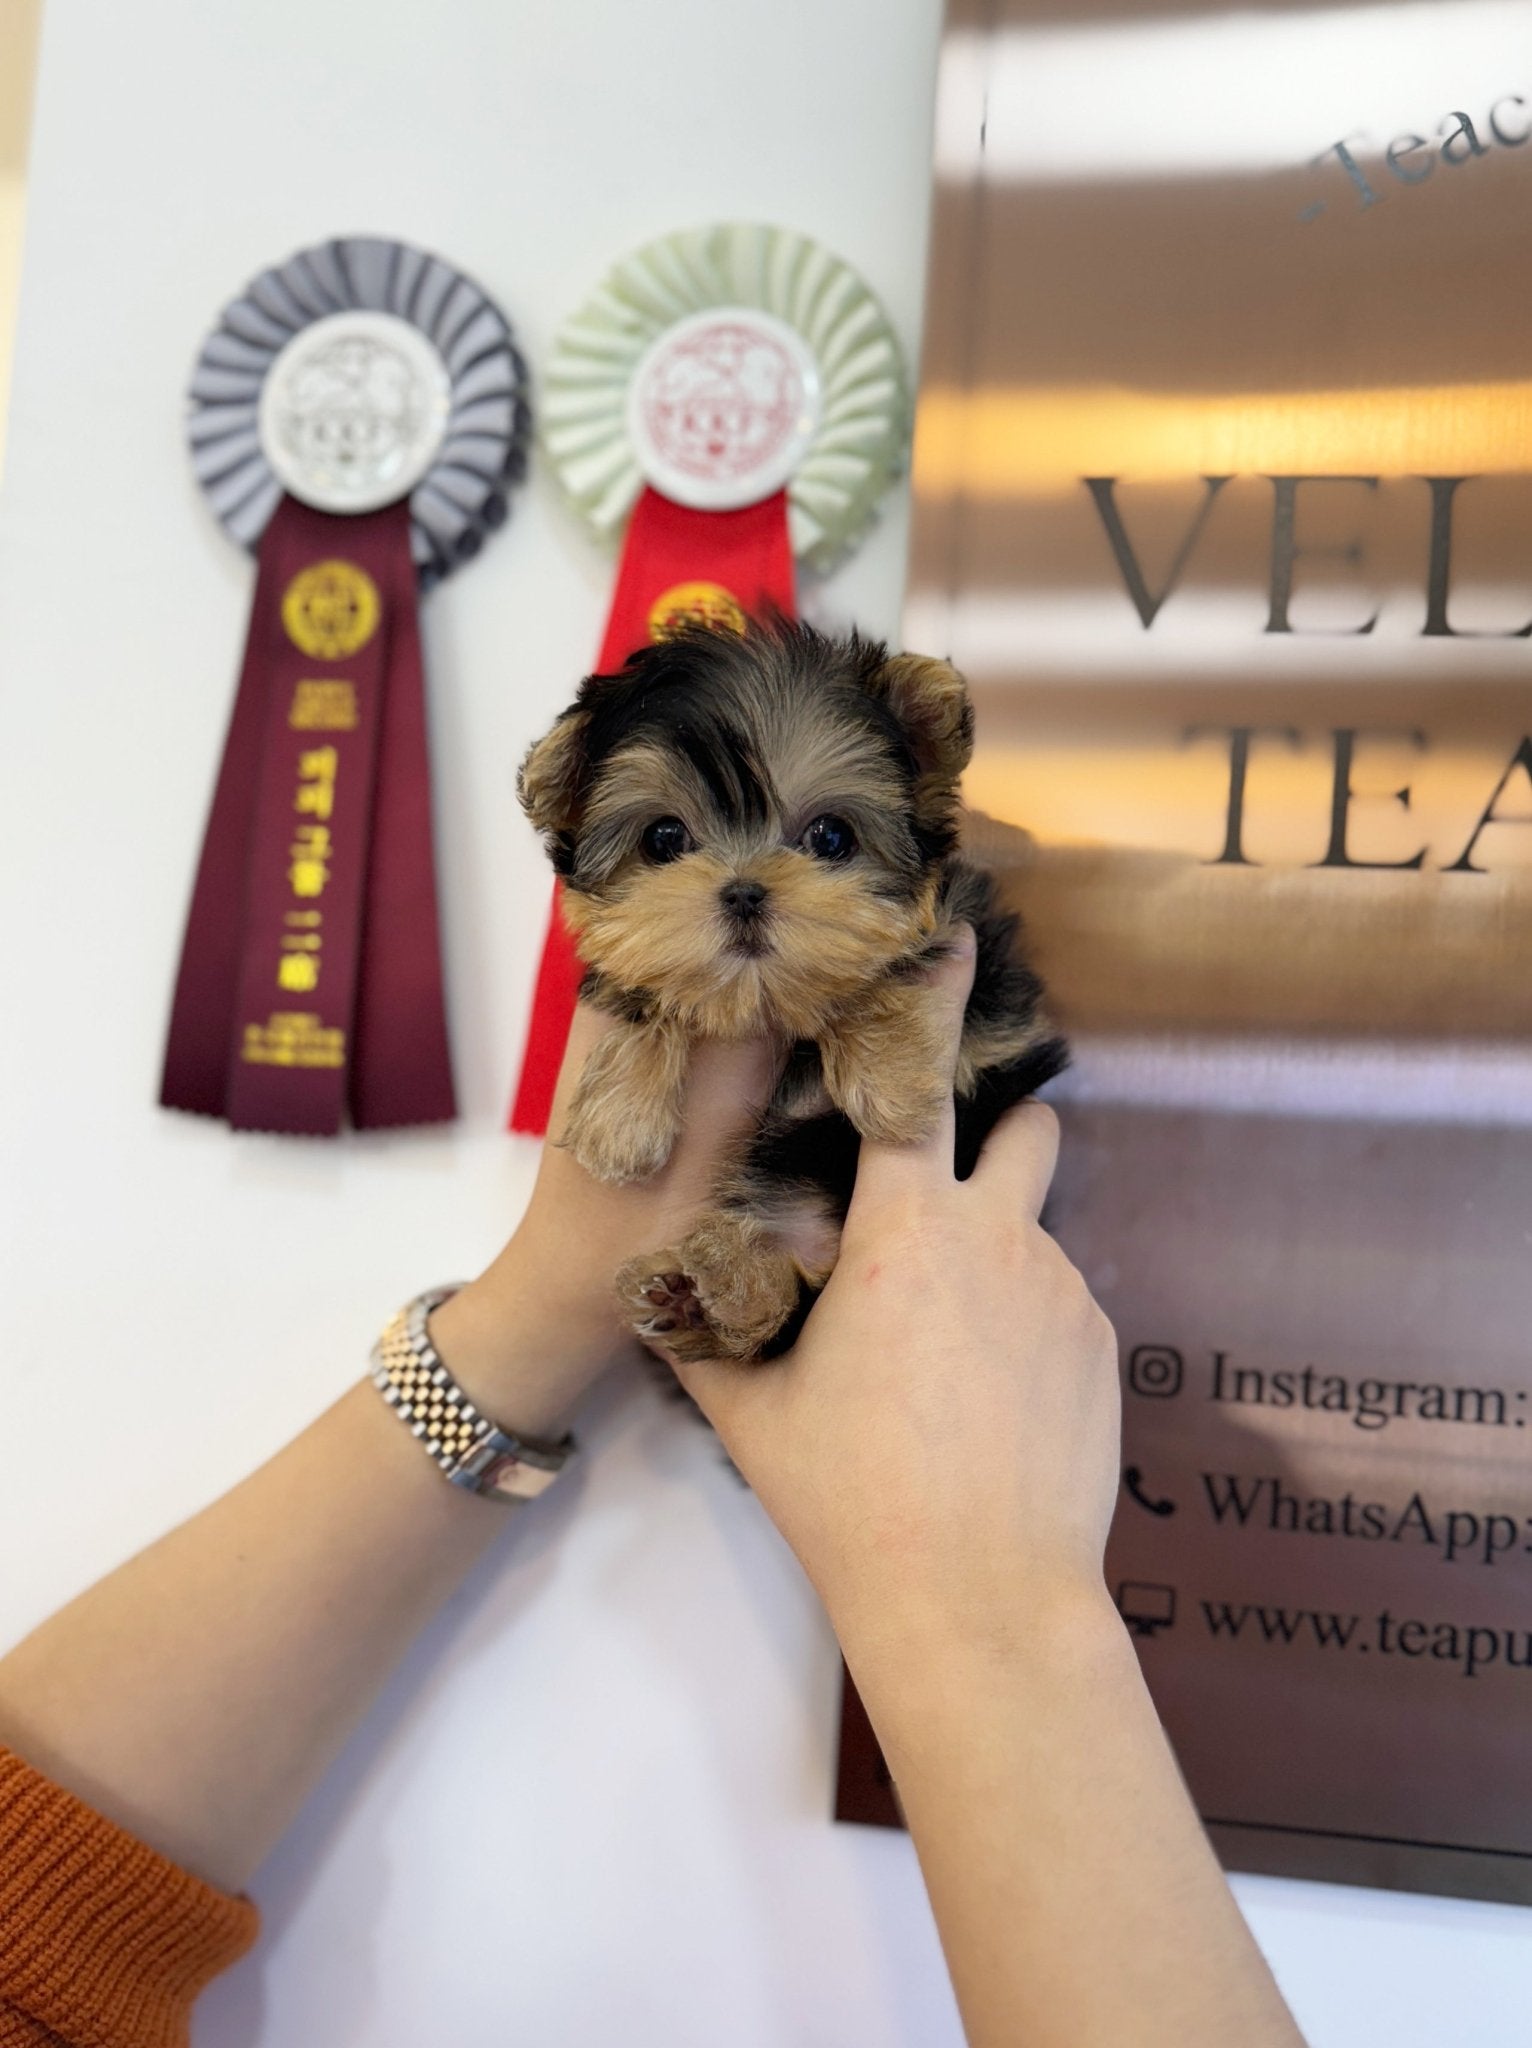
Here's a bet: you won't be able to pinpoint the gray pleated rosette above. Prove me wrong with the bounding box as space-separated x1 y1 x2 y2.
187 236 529 586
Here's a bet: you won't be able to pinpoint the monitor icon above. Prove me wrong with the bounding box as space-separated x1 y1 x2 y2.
1116 1580 1177 1638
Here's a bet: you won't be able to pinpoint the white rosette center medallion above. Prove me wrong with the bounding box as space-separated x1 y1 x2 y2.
259 310 452 516
626 309 822 512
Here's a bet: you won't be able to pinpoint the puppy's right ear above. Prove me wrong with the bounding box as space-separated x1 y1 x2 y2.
872 653 974 821
518 708 591 835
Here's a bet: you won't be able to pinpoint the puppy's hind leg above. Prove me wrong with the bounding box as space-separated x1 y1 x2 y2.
618 1204 831 1365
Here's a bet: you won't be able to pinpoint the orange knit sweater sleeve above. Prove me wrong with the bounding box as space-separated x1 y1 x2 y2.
0 1747 258 2048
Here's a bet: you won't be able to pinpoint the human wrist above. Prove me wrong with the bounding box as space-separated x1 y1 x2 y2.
423 1255 615 1441
834 1569 1130 1757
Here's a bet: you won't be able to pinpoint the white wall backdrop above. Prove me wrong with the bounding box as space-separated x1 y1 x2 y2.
0 3 1525 2042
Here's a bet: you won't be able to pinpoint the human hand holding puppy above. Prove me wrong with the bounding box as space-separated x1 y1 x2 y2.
425 1006 777 1437
418 917 1302 2048
661 932 1120 1670
657 937 1305 2048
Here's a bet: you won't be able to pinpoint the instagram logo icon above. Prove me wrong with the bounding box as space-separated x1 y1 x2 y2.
1127 1344 1184 1400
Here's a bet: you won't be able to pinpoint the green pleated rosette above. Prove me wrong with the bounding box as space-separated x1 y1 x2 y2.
541 223 910 576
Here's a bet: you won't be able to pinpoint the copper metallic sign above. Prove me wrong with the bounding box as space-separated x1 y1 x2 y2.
837 0 1532 1905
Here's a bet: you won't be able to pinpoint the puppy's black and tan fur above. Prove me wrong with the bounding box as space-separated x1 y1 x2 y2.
519 621 1067 1363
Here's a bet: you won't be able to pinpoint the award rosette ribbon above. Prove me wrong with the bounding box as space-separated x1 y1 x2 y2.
509 221 909 1132
161 236 529 1135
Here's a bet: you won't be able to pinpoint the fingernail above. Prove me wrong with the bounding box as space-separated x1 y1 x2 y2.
952 922 977 960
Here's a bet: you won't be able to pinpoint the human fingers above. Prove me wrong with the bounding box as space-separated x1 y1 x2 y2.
849 924 976 1216
661 1031 780 1204
681 1032 779 1141
650 1336 781 1457
968 1097 1061 1219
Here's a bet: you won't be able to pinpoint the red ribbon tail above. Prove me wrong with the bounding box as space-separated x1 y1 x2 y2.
508 889 585 1135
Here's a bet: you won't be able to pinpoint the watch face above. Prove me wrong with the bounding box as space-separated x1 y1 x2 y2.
480 1449 559 1499
458 1436 561 1499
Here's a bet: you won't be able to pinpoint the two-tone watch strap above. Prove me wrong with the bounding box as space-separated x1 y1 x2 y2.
370 1285 576 1501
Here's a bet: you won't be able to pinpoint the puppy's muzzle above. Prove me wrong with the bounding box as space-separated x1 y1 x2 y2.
720 879 771 956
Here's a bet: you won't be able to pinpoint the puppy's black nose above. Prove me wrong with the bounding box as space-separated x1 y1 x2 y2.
720 879 769 919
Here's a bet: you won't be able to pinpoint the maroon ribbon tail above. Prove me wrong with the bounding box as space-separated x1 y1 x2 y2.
160 494 455 1134
350 545 456 1129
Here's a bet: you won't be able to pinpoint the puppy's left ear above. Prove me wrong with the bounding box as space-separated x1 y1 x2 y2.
875 653 974 805
518 707 591 836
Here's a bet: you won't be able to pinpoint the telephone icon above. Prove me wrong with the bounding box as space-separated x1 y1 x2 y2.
1123 1465 1177 1518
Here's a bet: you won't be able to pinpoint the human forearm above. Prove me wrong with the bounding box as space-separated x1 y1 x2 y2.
845 1585 1305 2048
0 1013 773 1899
0 1292 569 1894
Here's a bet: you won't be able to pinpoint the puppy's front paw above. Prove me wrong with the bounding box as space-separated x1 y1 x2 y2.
562 1096 677 1184
618 1214 805 1365
620 1256 711 1346
619 1254 743 1367
558 1018 687 1183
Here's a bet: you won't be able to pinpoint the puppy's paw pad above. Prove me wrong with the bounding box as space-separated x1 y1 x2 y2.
620 1260 712 1341
641 1271 708 1331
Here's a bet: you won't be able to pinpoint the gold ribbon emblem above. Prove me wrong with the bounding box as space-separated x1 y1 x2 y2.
647 580 747 642
282 559 381 661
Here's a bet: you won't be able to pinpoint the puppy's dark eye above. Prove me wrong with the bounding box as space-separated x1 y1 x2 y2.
641 816 693 864
802 814 857 862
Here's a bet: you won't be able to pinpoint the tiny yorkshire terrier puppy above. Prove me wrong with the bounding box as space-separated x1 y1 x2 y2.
518 620 1067 1364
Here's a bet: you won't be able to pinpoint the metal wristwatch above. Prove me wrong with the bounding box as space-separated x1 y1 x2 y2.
370 1286 577 1502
